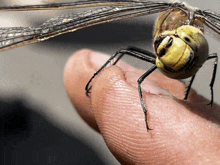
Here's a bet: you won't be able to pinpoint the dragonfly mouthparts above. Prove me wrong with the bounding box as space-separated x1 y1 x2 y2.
154 35 167 50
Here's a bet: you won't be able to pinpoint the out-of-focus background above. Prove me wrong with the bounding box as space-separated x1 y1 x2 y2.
0 0 219 164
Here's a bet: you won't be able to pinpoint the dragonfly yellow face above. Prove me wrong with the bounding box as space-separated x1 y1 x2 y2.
153 8 209 79
0 0 219 130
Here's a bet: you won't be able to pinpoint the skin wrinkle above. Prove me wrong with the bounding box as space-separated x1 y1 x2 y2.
148 96 220 163
64 49 220 165
90 73 128 150
90 67 180 164
140 97 195 163
90 67 152 163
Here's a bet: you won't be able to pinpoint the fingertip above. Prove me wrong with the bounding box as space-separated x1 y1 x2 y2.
63 49 99 130
63 49 139 131
63 49 220 164
63 49 92 102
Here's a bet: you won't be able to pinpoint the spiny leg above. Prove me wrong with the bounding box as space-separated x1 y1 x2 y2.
85 51 122 96
206 53 218 106
137 65 157 130
183 53 218 105
183 74 196 100
113 46 155 65
85 47 156 96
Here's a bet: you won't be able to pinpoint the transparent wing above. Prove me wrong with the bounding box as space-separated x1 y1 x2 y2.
0 0 135 11
0 1 171 52
195 9 220 40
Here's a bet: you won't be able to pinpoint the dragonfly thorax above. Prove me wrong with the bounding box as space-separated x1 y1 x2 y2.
154 25 209 79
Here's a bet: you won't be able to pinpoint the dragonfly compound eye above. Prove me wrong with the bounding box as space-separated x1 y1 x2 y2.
177 25 209 64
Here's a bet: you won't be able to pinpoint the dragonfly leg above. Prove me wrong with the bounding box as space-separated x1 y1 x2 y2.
183 53 218 105
183 74 196 100
113 46 156 65
206 53 218 106
85 47 156 96
137 65 157 130
85 51 123 96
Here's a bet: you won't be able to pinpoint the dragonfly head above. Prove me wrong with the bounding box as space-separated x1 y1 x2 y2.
153 25 209 79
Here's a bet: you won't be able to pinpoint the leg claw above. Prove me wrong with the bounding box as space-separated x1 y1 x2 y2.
86 86 92 97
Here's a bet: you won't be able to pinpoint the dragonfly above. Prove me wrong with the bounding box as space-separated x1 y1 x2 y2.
0 0 219 130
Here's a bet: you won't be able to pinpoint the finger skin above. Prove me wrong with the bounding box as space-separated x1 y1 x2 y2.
64 49 220 164
63 49 99 131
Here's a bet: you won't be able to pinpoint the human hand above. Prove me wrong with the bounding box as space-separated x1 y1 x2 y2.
64 49 220 164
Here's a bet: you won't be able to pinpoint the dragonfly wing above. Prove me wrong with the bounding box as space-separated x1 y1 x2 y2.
0 1 170 52
195 10 220 40
0 0 145 11
0 27 43 52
